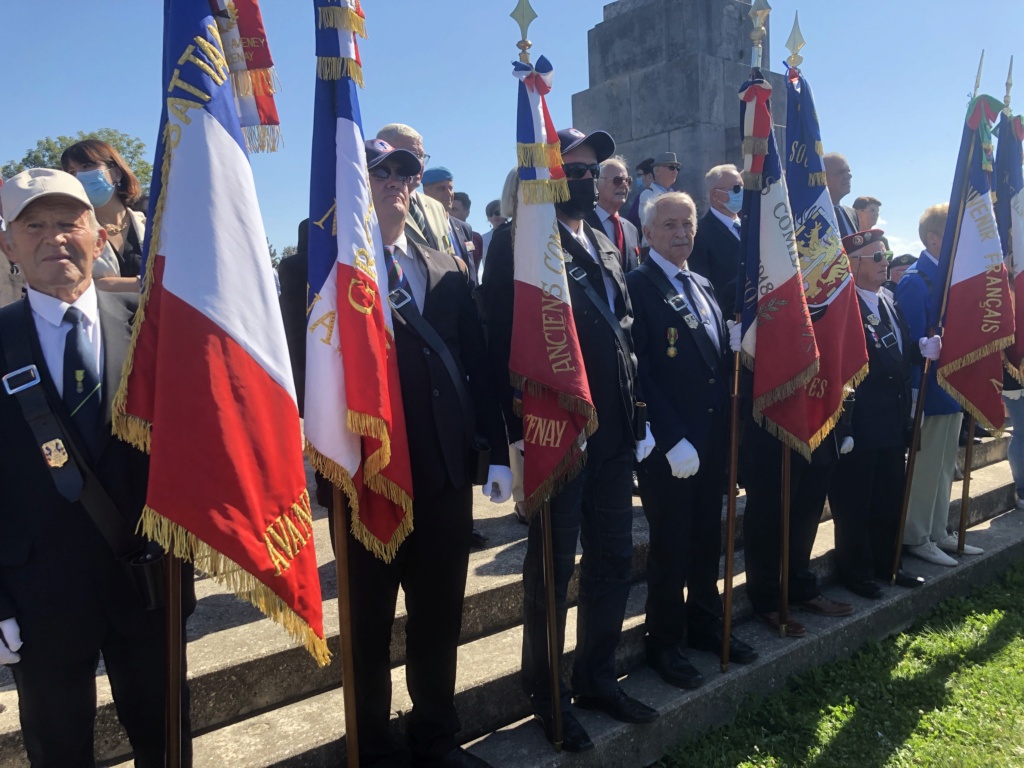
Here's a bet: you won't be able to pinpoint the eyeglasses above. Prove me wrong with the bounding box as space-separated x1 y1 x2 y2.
850 250 888 263
660 164 681 172
718 184 742 194
602 175 633 187
563 162 601 180
416 152 430 167
369 166 414 184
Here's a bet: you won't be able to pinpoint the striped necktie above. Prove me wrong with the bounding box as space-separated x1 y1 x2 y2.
62 306 102 457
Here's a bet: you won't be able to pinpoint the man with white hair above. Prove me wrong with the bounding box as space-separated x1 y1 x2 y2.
630 192 758 688
688 164 744 318
586 155 640 272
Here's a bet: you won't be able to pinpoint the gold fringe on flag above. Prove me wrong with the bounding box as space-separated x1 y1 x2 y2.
750 358 820 460
229 66 282 98
317 5 367 36
317 56 364 86
517 142 563 169
742 171 763 191
937 338 1014 433
742 137 768 156
242 125 283 154
137 502 331 667
521 178 569 205
1004 352 1024 386
814 141 824 157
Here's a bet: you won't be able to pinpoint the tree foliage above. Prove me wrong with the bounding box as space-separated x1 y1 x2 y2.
2 128 153 187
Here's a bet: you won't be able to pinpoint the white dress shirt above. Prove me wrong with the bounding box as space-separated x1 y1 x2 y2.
857 285 903 354
710 207 742 239
559 220 616 309
387 232 429 311
647 249 720 347
26 282 103 397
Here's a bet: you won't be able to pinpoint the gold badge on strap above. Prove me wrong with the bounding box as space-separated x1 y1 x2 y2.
867 313 881 326
41 439 69 468
667 327 679 357
684 313 699 330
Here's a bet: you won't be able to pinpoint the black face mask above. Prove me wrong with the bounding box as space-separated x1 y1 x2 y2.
555 178 598 220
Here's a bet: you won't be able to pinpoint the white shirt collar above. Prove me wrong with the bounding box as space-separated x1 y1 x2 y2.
26 281 99 329
596 205 614 224
647 249 686 280
652 182 669 194
710 206 741 233
923 249 939 265
388 232 410 258
856 285 881 313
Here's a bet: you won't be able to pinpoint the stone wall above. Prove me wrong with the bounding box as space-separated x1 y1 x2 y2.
572 0 787 209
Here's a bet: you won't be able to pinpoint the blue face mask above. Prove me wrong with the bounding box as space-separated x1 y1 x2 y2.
77 169 116 208
725 188 744 214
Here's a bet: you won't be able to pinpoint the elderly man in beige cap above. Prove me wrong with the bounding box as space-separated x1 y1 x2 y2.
0 168 194 766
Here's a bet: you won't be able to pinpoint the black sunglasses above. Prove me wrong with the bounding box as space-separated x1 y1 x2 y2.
563 162 601 180
720 184 742 194
604 175 633 187
850 250 887 263
369 166 413 184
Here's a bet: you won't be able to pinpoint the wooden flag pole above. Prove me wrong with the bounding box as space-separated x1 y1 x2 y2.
539 503 563 750
164 553 183 768
721 332 743 672
958 415 977 555
779 448 791 638
893 362 932 581
332 486 360 768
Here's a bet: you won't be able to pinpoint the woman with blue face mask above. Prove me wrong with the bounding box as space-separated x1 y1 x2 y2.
60 139 146 292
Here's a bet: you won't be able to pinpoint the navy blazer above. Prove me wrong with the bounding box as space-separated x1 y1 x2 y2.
626 261 729 459
586 208 640 273
688 209 741 318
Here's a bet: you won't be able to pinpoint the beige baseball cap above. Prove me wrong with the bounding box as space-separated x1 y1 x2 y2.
0 168 93 223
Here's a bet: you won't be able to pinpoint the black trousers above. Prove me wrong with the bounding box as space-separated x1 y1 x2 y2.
740 424 834 614
520 446 633 712
828 444 906 582
12 610 191 768
345 479 473 767
637 447 725 651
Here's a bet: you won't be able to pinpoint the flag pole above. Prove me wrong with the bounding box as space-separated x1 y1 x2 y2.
332 487 360 767
510 0 562 748
164 553 183 768
721 320 743 672
778 449 791 638
893 58 983 580
957 416 976 555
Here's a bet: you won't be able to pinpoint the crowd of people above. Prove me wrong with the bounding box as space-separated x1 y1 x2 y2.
0 119 1018 768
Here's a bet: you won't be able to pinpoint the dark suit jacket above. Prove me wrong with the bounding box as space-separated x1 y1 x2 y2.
849 293 920 450
448 217 481 283
834 204 859 237
586 208 640 273
626 262 728 460
277 221 309 415
688 209 741 318
0 292 189 663
481 221 637 456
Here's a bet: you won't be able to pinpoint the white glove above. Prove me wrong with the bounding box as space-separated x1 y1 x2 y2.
635 423 655 462
512 439 524 454
839 436 854 455
726 319 742 353
482 465 514 504
0 618 22 665
919 335 941 361
665 438 700 478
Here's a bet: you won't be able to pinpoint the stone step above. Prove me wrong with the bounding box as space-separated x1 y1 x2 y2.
122 474 1024 767
0 452 1013 766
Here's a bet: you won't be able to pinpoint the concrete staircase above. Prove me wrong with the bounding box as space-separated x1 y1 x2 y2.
0 437 1018 768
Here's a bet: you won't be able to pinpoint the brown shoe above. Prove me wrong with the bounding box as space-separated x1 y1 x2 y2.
757 611 807 637
796 595 853 617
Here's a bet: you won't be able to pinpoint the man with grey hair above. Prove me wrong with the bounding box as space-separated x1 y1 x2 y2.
630 191 758 687
688 163 743 317
824 152 859 237
0 168 194 764
376 123 455 258
587 155 640 272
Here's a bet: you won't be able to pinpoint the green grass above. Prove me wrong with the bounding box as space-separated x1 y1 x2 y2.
657 562 1024 768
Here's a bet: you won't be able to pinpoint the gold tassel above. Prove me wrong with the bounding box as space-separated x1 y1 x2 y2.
242 125 283 154
742 171 763 191
742 137 768 156
317 5 367 36
521 178 569 205
814 141 824 157
138 507 331 666
516 142 563 169
317 56 365 86
229 67 282 98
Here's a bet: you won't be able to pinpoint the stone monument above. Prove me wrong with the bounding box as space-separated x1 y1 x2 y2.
572 0 788 204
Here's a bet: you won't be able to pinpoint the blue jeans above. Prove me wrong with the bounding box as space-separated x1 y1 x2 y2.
1004 393 1024 500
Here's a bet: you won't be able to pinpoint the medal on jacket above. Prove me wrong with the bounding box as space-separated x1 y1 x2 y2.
867 313 881 326
667 327 679 357
41 438 69 468
75 369 85 394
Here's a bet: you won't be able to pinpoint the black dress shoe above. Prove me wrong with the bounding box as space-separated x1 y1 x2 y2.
647 646 705 689
688 630 759 665
575 686 659 723
891 569 926 589
844 578 883 600
470 528 488 549
533 708 594 752
434 746 493 767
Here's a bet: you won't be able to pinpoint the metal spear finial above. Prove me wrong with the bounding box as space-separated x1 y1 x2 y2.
1005 56 1014 112
511 0 537 64
785 11 804 68
973 50 985 99
749 0 772 69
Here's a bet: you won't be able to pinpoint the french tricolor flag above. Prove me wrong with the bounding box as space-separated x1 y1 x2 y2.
114 0 328 664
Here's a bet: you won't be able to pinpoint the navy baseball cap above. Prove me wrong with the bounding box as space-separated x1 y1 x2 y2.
557 128 615 163
364 139 422 177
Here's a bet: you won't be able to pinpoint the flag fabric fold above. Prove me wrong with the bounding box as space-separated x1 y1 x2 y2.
776 67 868 450
210 0 283 153
509 56 595 511
114 0 328 664
994 110 1024 381
736 72 820 458
305 0 414 561
934 95 1014 431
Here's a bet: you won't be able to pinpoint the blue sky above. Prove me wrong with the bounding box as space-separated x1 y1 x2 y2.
2 1 1022 259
